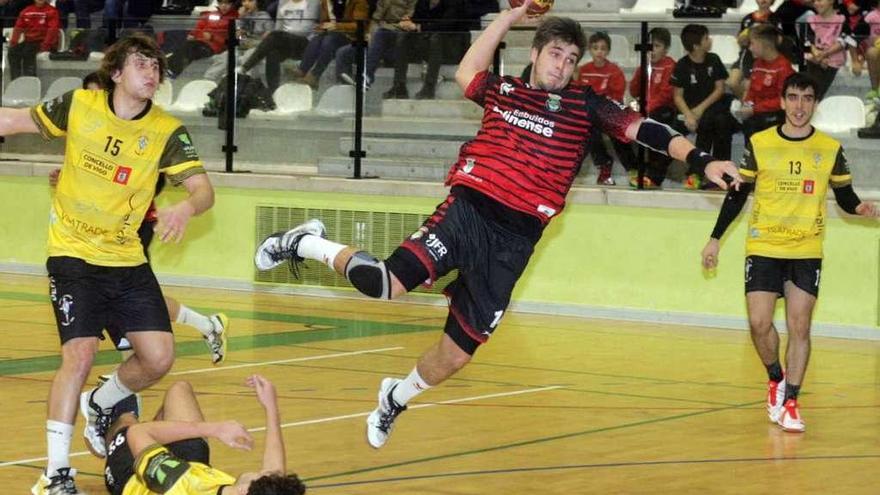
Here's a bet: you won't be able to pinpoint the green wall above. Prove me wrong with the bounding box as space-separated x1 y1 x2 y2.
1 175 877 329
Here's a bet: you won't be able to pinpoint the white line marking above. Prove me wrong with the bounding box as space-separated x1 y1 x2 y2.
1 381 560 468
247 385 564 432
170 346 404 375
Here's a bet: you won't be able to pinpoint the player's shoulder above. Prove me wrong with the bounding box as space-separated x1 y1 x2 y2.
808 127 843 150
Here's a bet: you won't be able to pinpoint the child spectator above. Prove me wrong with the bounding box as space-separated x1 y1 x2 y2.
166 0 239 79
578 31 637 186
804 0 855 99
628 27 677 189
8 0 60 79
671 23 736 190
840 0 870 75
295 0 370 89
729 0 783 98
736 24 795 139
239 0 320 90
205 0 273 81
865 0 880 99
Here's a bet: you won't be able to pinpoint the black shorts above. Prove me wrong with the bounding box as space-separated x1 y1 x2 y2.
385 194 535 352
47 256 171 345
104 426 210 495
745 255 822 298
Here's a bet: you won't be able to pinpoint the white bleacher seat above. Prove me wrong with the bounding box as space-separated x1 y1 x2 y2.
812 95 866 133
609 34 634 67
2 76 41 106
43 76 82 101
88 52 104 62
710 34 740 65
315 84 355 116
251 83 312 118
168 79 216 112
621 0 673 14
153 80 173 107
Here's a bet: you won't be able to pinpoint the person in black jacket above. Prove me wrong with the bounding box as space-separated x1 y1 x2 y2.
382 0 469 99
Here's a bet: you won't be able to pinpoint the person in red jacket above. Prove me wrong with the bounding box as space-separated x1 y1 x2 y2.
166 0 238 78
628 27 678 189
577 31 636 186
736 24 795 139
8 0 60 79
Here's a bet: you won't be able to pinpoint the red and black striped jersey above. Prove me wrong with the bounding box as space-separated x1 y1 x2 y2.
447 70 640 223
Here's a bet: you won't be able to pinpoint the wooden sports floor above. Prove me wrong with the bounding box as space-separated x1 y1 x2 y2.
0 272 877 494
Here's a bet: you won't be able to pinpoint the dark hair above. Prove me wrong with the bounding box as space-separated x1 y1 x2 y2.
588 31 611 49
97 33 166 91
649 27 671 49
781 72 819 97
82 72 102 89
680 24 709 53
247 473 306 495
532 16 587 62
749 23 781 48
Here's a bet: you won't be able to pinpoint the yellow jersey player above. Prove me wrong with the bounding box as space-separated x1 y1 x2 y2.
702 72 879 433
103 375 304 495
0 33 216 494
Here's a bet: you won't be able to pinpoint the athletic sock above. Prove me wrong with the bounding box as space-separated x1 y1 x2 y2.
92 372 134 411
391 367 432 406
296 234 346 270
176 304 214 337
46 420 73 477
784 383 800 401
765 361 784 383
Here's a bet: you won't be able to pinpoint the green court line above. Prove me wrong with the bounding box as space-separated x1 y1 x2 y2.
304 399 762 483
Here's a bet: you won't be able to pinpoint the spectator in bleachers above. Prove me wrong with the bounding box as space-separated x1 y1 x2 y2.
8 0 60 79
775 0 815 50
335 0 418 89
238 0 319 90
0 0 31 28
166 0 239 79
865 0 880 99
736 24 795 139
293 0 370 89
729 0 782 98
628 27 677 189
577 31 636 186
671 23 735 190
840 0 870 75
381 0 469 100
205 0 273 80
804 0 854 99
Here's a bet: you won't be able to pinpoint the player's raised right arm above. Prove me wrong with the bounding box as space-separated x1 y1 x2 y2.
455 0 532 91
0 108 39 136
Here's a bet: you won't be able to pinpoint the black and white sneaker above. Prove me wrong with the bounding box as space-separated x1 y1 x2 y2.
80 389 112 458
254 219 326 272
32 467 84 495
366 377 407 448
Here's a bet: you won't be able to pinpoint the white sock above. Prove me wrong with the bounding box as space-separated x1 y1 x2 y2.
92 372 134 411
176 304 214 337
392 367 432 406
46 420 73 477
296 234 346 270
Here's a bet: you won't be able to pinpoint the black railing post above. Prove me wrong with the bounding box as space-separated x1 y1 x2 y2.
492 41 506 76
634 21 651 190
223 19 238 172
349 19 367 179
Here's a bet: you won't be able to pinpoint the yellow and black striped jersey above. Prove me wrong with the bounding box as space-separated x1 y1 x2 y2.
739 126 852 259
122 444 235 495
31 89 205 266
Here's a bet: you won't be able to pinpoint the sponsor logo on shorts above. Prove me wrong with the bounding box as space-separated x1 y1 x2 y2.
58 294 75 326
424 233 448 261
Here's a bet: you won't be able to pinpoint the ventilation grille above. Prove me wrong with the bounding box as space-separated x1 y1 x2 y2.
255 206 454 293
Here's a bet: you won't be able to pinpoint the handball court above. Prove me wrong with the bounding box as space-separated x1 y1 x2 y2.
0 272 877 494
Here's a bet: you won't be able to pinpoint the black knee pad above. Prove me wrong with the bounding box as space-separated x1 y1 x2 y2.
345 251 391 299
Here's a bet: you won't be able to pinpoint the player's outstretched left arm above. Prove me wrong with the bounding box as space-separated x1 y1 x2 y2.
247 374 287 475
624 118 742 190
155 173 215 243
0 108 39 136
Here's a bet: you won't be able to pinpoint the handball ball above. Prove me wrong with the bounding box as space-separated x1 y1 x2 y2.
508 0 554 17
